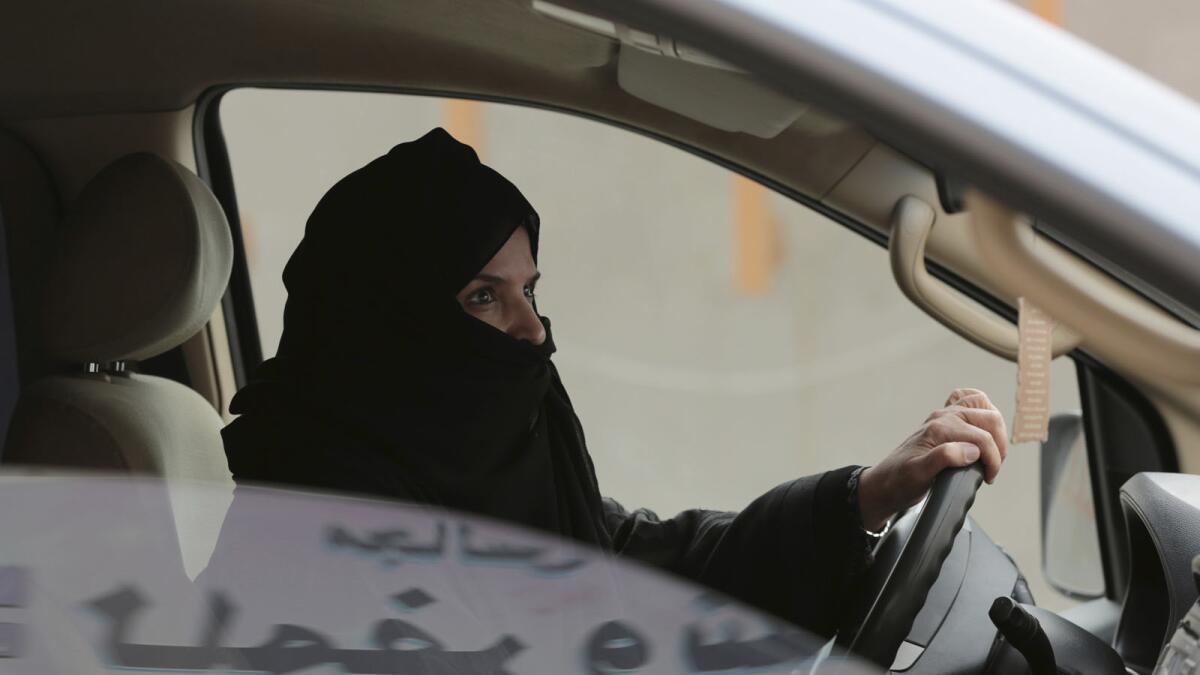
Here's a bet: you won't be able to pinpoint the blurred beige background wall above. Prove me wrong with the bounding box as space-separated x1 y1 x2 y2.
220 0 1199 612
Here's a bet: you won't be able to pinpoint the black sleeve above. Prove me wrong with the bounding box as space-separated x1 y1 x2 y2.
603 465 870 637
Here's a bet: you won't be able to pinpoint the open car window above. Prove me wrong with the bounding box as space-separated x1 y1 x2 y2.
220 87 1092 609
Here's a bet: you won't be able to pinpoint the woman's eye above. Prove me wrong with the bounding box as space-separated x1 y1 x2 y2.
468 288 496 306
523 286 536 300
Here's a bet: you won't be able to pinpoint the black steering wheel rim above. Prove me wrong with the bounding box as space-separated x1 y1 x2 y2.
841 463 986 667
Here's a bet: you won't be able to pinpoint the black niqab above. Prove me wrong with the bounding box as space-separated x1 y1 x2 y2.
224 128 612 545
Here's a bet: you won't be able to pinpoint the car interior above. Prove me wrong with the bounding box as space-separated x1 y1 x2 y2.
1 1 1199 673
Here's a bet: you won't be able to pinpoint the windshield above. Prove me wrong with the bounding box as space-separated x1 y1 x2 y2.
0 474 876 674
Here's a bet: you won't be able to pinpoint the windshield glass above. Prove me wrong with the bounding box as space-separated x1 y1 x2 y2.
0 474 876 674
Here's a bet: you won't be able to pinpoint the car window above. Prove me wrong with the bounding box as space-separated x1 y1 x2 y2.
221 87 1089 609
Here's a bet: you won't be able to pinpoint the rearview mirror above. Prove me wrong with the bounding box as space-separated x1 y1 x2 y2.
1041 412 1106 600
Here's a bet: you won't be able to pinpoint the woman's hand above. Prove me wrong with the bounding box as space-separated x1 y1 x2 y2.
857 388 1008 531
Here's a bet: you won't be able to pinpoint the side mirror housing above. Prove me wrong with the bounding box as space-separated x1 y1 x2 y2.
1041 412 1106 600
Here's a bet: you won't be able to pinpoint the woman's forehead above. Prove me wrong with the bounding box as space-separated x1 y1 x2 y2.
476 227 537 278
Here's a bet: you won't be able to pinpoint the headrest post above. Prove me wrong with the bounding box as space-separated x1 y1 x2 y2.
82 361 129 377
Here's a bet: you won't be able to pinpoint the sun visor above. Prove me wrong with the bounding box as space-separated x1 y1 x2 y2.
531 1 819 138
616 45 806 138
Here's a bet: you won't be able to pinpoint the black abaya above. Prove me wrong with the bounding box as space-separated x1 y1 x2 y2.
222 128 870 636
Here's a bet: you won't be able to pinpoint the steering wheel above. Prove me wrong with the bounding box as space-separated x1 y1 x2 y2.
840 463 986 667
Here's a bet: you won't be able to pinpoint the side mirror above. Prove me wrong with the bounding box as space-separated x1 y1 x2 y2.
1041 412 1106 600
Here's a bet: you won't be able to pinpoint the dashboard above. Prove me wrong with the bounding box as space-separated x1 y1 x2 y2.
863 471 1200 674
1115 473 1200 674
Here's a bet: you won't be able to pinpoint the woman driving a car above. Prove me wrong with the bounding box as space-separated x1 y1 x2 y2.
221 128 1008 636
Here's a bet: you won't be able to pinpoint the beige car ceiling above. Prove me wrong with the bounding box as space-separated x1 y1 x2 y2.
0 0 874 197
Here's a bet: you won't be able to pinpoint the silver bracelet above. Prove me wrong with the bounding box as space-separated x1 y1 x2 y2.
863 516 893 539
848 465 892 539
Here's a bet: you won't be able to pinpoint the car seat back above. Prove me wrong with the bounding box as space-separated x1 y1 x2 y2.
4 152 233 485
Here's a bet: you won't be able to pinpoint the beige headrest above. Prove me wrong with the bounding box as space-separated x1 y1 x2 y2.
42 153 233 363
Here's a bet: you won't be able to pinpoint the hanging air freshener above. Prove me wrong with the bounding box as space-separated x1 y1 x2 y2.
1012 297 1054 443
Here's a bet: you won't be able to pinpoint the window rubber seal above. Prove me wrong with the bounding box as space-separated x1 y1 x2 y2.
194 86 263 388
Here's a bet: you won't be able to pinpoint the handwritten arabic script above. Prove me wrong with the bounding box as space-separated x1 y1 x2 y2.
326 521 589 575
87 585 522 674
82 584 825 674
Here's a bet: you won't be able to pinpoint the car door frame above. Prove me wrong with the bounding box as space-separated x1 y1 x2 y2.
193 82 1178 617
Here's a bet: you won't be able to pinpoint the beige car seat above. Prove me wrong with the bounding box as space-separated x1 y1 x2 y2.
4 152 233 485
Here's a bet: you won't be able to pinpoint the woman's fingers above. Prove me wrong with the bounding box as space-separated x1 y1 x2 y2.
947 406 1009 461
868 389 1008 522
926 414 1004 483
921 441 982 479
944 388 988 407
952 392 998 411
937 389 1008 480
